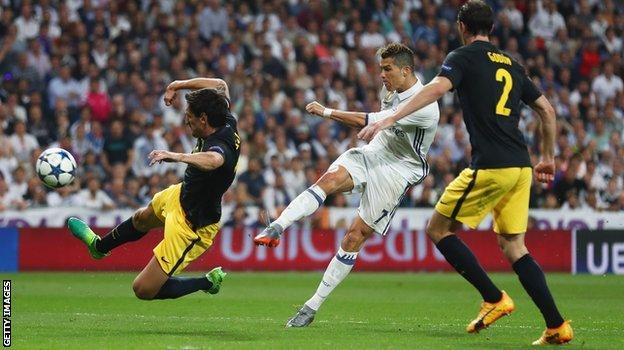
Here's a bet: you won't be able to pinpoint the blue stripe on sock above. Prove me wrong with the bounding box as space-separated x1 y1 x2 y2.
306 188 324 206
335 253 356 265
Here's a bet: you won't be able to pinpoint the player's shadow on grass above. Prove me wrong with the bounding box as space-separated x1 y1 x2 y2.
121 329 258 341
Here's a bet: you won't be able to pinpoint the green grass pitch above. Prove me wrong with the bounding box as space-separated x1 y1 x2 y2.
5 272 624 349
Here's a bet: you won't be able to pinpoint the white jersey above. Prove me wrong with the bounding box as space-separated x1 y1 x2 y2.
328 79 439 234
364 80 440 184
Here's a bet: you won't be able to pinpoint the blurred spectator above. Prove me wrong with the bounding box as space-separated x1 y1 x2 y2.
529 0 566 43
262 173 294 219
500 0 523 32
48 65 81 108
28 105 53 146
0 133 17 177
283 156 307 195
85 77 112 123
2 166 29 210
411 177 438 208
199 0 229 41
8 120 38 162
86 121 104 155
71 122 90 162
560 191 584 211
553 157 587 206
11 52 40 87
602 177 622 211
591 62 623 106
81 150 106 182
73 178 114 210
46 185 76 207
101 120 134 176
238 157 266 205
233 182 256 207
0 176 11 211
603 26 622 54
132 121 168 177
6 93 26 122
125 178 144 207
223 204 248 229
161 92 185 129
22 177 47 208
0 0 620 215
578 39 601 79
263 155 281 186
14 3 39 43
106 177 140 209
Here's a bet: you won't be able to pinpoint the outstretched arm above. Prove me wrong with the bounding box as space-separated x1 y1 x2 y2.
305 101 367 128
357 77 452 141
530 95 557 183
164 78 230 105
148 150 225 172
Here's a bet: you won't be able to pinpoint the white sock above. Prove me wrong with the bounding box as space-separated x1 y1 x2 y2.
273 185 326 232
305 247 358 311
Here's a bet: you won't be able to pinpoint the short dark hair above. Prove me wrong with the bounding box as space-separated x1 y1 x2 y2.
185 88 228 128
457 0 493 36
378 43 415 72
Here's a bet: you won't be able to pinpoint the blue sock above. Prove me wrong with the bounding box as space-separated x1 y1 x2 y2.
153 276 212 299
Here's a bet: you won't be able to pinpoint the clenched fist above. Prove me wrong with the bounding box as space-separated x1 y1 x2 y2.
305 101 326 117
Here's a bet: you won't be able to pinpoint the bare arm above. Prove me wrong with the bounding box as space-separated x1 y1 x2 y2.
327 110 367 128
305 101 366 128
164 78 230 105
530 95 557 183
391 76 452 121
357 77 452 140
531 95 556 160
148 150 225 172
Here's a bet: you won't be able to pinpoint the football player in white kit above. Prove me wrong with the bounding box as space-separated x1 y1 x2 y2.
254 43 440 327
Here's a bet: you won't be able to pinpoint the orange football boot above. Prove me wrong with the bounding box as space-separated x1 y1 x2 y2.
466 290 515 333
532 320 573 345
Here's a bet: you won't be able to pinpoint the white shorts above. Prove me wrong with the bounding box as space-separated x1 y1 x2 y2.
329 148 423 235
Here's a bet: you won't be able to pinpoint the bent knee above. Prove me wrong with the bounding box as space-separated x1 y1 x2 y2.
341 230 371 252
501 244 529 263
318 173 340 189
132 280 157 300
497 234 528 263
425 222 450 243
425 212 457 244
317 169 350 193
132 208 153 232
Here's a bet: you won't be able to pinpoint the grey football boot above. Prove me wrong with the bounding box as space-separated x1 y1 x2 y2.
286 304 316 328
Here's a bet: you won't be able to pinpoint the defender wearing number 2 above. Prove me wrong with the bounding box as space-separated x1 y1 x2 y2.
359 1 572 345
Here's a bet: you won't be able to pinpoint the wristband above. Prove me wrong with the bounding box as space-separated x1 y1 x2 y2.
323 108 333 118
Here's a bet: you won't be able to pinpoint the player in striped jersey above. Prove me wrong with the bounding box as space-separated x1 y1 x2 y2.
254 43 440 327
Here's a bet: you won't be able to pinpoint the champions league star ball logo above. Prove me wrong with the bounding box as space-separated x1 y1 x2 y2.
36 148 77 189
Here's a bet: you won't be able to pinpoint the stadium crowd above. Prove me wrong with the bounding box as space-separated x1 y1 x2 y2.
0 0 623 222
